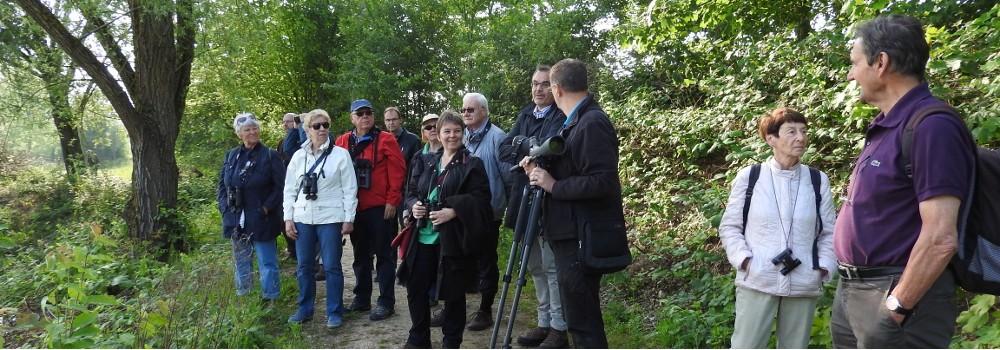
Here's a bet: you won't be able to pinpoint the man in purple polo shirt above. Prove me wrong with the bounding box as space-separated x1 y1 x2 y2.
831 15 976 348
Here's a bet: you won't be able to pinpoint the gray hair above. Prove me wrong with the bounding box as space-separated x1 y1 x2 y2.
233 112 261 133
463 92 489 114
855 15 929 82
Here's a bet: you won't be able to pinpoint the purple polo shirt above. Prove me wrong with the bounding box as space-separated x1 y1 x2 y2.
834 83 975 267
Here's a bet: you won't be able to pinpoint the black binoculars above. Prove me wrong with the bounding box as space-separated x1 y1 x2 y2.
226 186 243 209
354 159 372 190
415 199 442 230
302 173 319 200
771 248 802 276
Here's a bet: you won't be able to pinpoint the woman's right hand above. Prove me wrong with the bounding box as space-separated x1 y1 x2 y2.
412 201 427 219
285 220 297 240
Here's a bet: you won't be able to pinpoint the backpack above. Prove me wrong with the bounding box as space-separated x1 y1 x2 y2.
742 164 824 270
902 104 1000 294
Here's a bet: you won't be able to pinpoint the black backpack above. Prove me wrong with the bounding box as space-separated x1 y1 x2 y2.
742 164 824 270
902 104 1000 294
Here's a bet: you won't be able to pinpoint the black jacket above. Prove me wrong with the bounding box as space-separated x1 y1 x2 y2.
542 94 625 242
499 103 567 229
217 143 286 241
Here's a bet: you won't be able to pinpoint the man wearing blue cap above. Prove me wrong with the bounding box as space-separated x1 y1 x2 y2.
335 99 407 321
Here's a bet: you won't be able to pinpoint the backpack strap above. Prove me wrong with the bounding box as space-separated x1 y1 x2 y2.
741 164 761 234
809 166 822 270
902 104 964 179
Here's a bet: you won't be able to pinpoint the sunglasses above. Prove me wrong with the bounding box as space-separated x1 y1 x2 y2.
461 107 477 114
311 122 331 130
422 125 436 131
235 115 257 124
355 110 374 117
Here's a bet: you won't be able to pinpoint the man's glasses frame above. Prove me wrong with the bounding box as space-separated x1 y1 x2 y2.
354 110 374 117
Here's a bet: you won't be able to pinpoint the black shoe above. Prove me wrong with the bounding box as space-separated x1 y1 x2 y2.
315 264 325 281
370 305 394 321
429 308 445 327
467 310 492 331
517 326 551 347
345 300 371 312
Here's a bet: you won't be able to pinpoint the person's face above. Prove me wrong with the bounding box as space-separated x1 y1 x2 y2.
308 116 331 144
238 123 261 146
421 121 438 143
282 115 295 132
531 70 554 107
461 98 487 129
384 110 402 132
847 40 883 105
352 108 375 131
439 121 464 151
766 122 808 161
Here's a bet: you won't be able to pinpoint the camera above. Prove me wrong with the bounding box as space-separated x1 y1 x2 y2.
354 159 372 190
512 135 566 160
293 115 301 124
415 199 442 230
771 248 801 276
302 173 319 200
226 186 243 209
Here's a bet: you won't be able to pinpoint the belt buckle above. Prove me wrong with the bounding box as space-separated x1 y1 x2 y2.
839 265 859 280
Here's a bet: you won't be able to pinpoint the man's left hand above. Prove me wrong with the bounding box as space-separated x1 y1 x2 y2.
528 167 555 193
384 204 397 220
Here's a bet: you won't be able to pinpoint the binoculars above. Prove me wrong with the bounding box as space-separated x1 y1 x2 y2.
415 199 442 230
302 173 319 200
354 159 372 190
771 248 802 276
226 186 243 209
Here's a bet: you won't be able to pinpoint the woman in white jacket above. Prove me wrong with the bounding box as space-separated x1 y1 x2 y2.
283 109 358 329
719 107 836 348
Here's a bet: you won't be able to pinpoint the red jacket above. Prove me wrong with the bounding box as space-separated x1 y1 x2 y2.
335 129 406 212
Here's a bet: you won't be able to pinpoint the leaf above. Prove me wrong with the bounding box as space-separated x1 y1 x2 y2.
146 312 168 327
71 311 99 330
86 294 119 306
71 324 102 337
0 237 13 249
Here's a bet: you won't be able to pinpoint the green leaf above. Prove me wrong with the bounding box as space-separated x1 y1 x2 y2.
71 324 101 337
71 311 99 330
146 312 168 327
86 294 119 306
0 237 13 249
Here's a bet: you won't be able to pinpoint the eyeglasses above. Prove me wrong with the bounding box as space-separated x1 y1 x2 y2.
311 122 331 130
531 81 551 89
235 114 257 124
422 125 436 131
548 84 558 92
461 107 477 114
354 110 374 117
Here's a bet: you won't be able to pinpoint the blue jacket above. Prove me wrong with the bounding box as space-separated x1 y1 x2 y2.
217 142 286 241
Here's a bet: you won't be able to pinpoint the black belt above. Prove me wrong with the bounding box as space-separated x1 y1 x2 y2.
837 264 905 280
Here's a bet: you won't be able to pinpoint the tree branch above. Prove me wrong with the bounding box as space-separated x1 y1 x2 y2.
174 0 195 117
80 7 136 97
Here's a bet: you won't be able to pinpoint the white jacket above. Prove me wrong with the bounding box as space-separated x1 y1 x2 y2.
283 139 358 225
718 158 837 297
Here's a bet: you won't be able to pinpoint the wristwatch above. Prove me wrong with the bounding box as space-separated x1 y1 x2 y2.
885 295 913 316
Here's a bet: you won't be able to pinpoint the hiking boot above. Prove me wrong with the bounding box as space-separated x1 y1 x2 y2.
326 318 342 329
538 328 569 349
466 310 492 331
345 300 371 312
370 305 395 321
516 326 551 347
429 308 445 327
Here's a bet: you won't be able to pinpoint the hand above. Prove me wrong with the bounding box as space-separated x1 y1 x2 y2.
741 257 750 270
342 222 354 235
430 208 456 226
819 268 828 279
384 204 397 220
890 311 905 326
412 201 427 219
284 220 297 240
527 167 555 193
519 156 536 173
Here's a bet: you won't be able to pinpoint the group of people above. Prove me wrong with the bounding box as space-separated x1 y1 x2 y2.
719 15 975 348
216 58 626 348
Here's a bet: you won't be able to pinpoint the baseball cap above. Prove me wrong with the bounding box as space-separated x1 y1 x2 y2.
421 113 440 124
350 99 373 112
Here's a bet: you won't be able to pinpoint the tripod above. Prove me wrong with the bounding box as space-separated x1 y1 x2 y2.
490 183 546 349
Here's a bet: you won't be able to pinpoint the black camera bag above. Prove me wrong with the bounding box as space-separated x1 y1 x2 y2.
576 203 631 274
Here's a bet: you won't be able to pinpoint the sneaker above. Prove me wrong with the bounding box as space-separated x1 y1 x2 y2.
516 326 551 347
370 305 395 321
326 318 343 329
429 308 445 327
345 300 371 312
287 312 313 324
466 310 492 331
538 328 569 349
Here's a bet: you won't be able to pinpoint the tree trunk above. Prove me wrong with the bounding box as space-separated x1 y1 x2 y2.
41 71 85 177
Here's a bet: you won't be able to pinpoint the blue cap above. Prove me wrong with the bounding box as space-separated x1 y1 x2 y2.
350 99 373 112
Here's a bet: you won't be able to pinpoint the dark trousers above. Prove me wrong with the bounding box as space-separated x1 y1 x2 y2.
550 238 608 348
406 243 467 348
474 219 501 311
350 206 396 308
831 268 956 348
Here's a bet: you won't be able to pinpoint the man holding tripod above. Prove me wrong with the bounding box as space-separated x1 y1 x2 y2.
521 59 625 348
498 65 568 348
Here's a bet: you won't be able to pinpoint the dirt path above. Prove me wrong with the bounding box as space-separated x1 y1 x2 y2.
285 243 535 349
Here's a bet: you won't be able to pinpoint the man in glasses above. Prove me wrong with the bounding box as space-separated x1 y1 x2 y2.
334 99 406 321
384 107 422 229
277 112 300 261
498 65 569 348
460 92 513 332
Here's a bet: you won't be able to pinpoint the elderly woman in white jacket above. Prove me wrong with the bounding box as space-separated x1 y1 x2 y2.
283 109 358 329
719 107 836 348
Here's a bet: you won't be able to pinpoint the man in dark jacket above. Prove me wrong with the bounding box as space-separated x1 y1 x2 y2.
384 106 421 228
276 112 298 260
522 59 625 348
498 65 569 348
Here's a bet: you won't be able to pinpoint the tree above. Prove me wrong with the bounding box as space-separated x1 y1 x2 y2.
13 0 195 249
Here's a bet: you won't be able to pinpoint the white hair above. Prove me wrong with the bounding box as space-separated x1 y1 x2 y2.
233 112 261 133
463 92 489 114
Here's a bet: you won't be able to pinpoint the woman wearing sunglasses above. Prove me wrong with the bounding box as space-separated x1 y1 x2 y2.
217 113 286 302
283 109 359 329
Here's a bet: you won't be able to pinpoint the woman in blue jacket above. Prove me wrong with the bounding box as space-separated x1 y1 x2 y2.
217 113 286 301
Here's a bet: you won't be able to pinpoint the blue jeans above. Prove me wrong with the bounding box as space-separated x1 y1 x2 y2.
294 222 345 322
231 236 280 300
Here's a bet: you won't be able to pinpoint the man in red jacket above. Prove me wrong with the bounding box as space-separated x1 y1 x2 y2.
335 99 407 321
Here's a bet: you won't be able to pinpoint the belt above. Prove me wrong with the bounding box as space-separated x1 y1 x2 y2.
837 264 905 280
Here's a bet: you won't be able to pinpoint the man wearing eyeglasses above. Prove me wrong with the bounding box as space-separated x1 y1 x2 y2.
334 99 407 321
384 107 422 228
277 112 300 261
498 65 569 348
460 92 513 332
